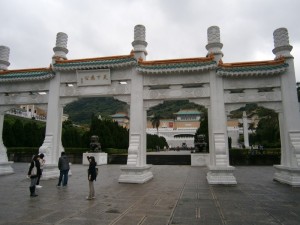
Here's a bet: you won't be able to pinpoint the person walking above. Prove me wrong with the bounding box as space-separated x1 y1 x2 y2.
36 153 45 188
86 156 97 200
27 154 41 197
57 152 70 187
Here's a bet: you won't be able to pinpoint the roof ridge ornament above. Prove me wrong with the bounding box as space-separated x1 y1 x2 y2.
0 46 10 71
273 28 293 59
53 32 69 62
132 25 148 60
206 26 223 62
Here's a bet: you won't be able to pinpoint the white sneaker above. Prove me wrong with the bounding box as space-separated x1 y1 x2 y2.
36 185 42 188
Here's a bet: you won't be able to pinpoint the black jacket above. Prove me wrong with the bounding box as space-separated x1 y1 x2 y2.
88 161 97 181
58 155 70 171
27 159 41 178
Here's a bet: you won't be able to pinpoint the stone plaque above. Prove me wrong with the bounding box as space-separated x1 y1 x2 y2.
77 69 111 86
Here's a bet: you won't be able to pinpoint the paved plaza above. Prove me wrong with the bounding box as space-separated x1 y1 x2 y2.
0 163 300 225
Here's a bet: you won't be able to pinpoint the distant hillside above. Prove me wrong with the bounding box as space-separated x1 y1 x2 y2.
64 97 128 124
64 98 206 124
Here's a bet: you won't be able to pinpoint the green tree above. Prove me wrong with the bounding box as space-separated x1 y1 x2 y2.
24 122 40 147
3 120 14 147
12 119 25 147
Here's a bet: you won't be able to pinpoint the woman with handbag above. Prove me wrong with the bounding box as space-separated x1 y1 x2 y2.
27 154 41 197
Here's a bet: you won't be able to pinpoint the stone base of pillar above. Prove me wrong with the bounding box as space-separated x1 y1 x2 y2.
191 153 210 166
40 164 59 180
207 166 237 185
82 152 107 165
41 164 72 180
0 161 14 175
273 165 300 187
118 165 153 184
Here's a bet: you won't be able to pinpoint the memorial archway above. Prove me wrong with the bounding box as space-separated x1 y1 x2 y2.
0 25 299 186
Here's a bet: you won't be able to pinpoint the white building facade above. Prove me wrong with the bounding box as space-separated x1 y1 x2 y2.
0 25 299 186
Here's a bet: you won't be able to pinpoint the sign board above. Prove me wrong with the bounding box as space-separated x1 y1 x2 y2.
77 69 111 86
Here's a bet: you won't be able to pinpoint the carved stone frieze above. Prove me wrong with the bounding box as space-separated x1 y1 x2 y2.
223 76 280 89
224 91 281 103
144 87 210 100
0 93 48 106
144 73 210 86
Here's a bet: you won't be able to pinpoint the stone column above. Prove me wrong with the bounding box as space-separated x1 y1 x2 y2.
242 111 249 148
272 28 300 186
0 46 10 71
119 25 153 183
38 33 69 179
0 111 14 175
206 26 237 184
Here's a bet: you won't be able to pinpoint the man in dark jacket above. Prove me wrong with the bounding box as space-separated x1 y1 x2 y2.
57 152 70 187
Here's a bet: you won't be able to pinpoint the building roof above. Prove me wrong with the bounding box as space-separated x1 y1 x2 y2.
217 57 288 77
111 112 129 118
137 55 217 74
174 109 201 115
53 54 137 71
0 68 54 83
0 54 289 82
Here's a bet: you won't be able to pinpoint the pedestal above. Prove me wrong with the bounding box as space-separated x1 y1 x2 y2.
0 161 14 175
82 152 107 165
40 164 59 179
118 165 153 184
273 165 300 187
207 166 237 185
40 164 72 180
191 153 210 166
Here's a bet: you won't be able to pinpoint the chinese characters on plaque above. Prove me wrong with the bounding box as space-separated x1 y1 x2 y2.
77 69 111 86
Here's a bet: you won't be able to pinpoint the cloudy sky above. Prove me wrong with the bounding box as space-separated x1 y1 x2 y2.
1 0 300 81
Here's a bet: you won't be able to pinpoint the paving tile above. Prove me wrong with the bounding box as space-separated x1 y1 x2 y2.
1 163 300 225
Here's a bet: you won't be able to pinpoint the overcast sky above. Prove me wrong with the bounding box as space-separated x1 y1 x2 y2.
1 0 300 81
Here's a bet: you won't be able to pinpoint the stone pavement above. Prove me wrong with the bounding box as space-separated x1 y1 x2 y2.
0 163 300 225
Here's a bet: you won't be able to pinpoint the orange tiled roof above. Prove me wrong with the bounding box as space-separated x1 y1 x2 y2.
218 57 285 68
0 67 52 75
55 54 134 64
139 54 214 65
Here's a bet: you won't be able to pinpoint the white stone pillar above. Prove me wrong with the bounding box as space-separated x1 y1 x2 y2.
242 111 249 148
0 46 10 71
119 25 153 183
272 28 300 186
206 26 237 185
39 33 69 179
0 111 14 175
38 72 62 179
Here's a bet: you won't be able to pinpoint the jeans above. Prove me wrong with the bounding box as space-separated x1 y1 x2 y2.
58 169 69 186
30 177 38 187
